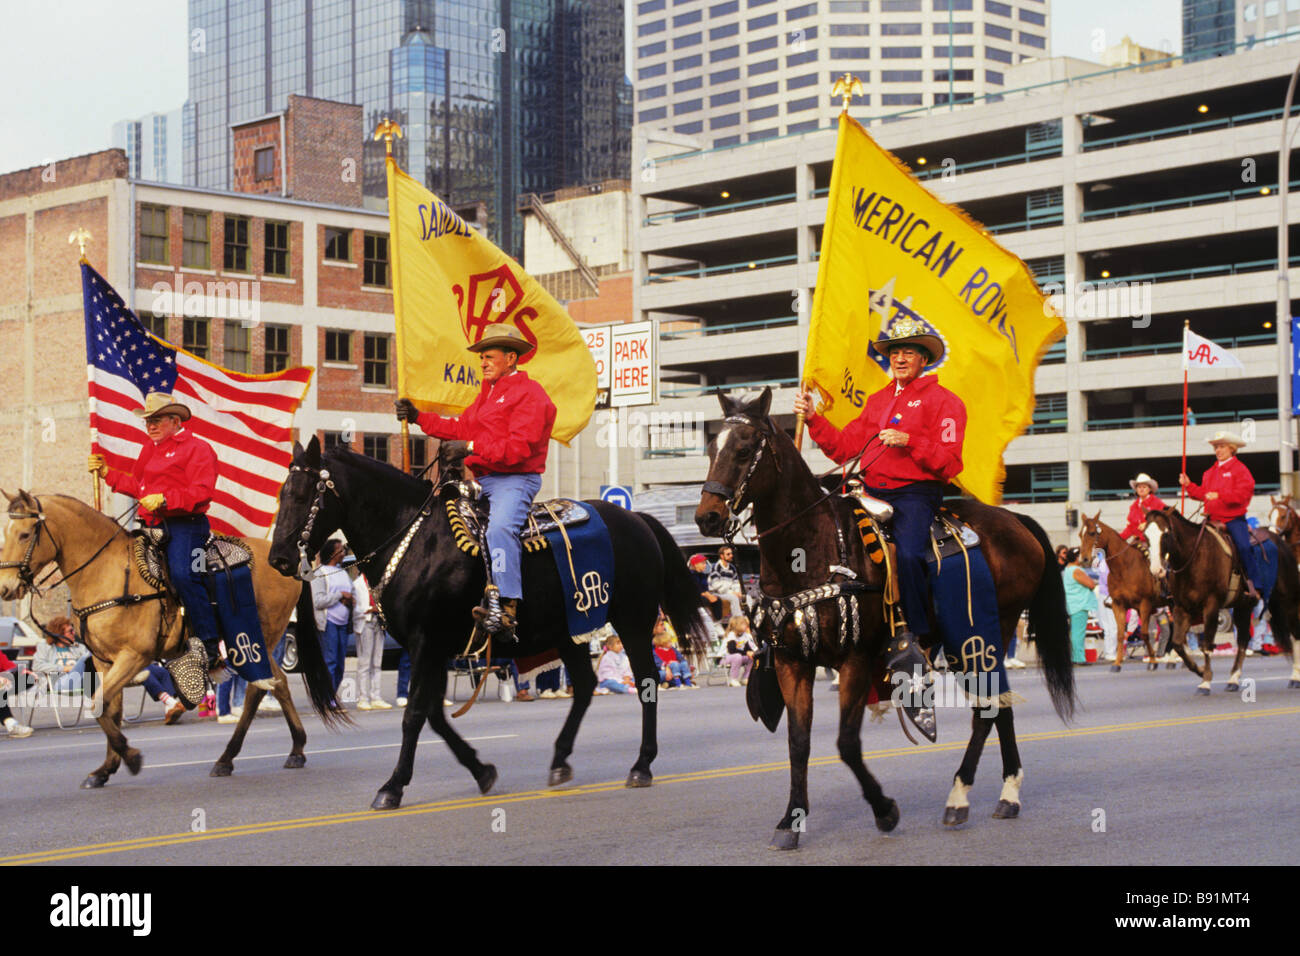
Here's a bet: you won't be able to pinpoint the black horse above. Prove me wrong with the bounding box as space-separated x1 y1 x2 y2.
268 436 708 808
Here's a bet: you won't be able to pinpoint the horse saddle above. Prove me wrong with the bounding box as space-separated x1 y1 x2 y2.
845 487 979 564
446 493 590 557
132 527 253 590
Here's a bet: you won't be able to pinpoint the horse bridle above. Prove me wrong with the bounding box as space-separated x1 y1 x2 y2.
287 463 343 580
1 501 123 596
702 414 772 541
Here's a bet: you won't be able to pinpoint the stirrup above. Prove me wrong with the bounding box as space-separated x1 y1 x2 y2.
885 629 936 744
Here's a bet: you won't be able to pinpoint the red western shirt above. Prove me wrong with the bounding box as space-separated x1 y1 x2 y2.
1120 494 1167 538
415 370 557 475
807 374 966 488
1186 456 1255 522
103 428 218 526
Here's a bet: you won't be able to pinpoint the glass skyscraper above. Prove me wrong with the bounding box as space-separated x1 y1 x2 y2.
184 0 630 253
1183 0 1236 60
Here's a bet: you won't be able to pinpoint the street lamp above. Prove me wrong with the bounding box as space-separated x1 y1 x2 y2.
1278 59 1300 495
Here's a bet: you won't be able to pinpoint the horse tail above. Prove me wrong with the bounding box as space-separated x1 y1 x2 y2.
1012 512 1078 721
1267 534 1298 657
293 582 352 729
639 512 711 658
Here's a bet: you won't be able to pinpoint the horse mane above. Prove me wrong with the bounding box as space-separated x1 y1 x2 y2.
323 447 431 494
32 493 130 538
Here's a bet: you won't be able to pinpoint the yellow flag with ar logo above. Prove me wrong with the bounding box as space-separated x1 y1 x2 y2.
385 156 597 443
804 112 1065 504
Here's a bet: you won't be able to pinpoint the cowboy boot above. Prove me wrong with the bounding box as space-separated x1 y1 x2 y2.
885 628 937 743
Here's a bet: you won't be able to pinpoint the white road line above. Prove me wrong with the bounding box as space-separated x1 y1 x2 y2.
0 730 516 759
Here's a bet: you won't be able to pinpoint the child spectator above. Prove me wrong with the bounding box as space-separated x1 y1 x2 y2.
653 617 696 689
722 615 757 687
594 635 636 695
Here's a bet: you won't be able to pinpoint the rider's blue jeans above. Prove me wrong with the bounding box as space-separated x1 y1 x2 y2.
1225 517 1263 592
163 515 222 647
479 472 542 601
867 482 943 636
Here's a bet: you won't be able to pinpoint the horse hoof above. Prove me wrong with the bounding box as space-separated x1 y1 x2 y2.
209 762 233 778
1110 664 1122 673
1148 662 1158 671
475 764 498 795
370 790 403 811
283 754 306 769
80 774 107 790
124 751 143 776
1289 679 1300 689
992 800 1021 819
1225 683 1239 694
625 770 653 788
768 828 800 851
1167 663 1178 670
875 799 901 833
942 805 969 827
1195 686 1211 696
548 764 573 787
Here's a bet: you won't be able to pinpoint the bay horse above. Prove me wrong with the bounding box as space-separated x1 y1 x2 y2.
1143 507 1300 693
1078 512 1163 671
1267 495 1300 565
0 489 341 788
265 436 708 809
695 388 1076 848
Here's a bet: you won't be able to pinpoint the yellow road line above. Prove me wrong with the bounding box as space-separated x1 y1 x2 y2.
7 705 1299 865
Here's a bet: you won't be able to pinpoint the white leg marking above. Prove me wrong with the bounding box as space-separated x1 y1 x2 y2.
946 775 972 809
999 768 1025 805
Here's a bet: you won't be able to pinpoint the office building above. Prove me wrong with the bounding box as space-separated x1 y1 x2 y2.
111 108 185 184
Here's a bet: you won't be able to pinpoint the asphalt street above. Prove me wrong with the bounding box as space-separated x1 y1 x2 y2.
2 655 1298 866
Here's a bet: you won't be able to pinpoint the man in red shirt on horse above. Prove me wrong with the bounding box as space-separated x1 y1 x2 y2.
795 315 966 694
396 323 557 645
1179 430 1261 599
1119 473 1165 541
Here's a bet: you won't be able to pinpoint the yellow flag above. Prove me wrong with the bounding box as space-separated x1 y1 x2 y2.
385 156 597 443
805 112 1065 504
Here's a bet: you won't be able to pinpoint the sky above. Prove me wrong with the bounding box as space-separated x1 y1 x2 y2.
0 0 1183 177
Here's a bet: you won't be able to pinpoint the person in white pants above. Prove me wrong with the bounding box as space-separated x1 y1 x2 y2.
1093 551 1118 662
347 559 392 711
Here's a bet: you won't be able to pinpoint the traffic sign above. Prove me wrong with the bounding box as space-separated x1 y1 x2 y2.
599 485 633 509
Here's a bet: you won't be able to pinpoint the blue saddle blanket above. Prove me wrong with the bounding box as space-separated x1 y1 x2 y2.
925 542 1011 707
1249 536 1279 605
542 502 614 642
208 562 273 684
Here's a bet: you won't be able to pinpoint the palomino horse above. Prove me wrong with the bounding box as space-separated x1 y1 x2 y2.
0 490 342 788
1267 495 1300 565
1143 507 1300 693
695 389 1077 848
1078 512 1164 671
266 437 708 808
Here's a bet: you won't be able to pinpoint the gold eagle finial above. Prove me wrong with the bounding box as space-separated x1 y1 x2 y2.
832 73 864 112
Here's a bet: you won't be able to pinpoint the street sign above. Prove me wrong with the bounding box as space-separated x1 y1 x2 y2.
599 485 633 509
583 325 611 409
611 321 656 408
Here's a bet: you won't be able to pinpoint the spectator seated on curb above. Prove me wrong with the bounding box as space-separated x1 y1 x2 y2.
653 617 696 689
721 615 757 687
707 546 744 621
33 616 91 694
594 635 637 695
0 648 33 737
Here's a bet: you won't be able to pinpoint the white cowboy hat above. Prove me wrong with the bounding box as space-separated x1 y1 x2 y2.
1129 473 1159 493
867 315 945 366
467 323 535 356
131 391 192 421
1206 430 1247 449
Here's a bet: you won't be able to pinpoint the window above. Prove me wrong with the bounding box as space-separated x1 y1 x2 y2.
748 0 776 6
985 68 1004 84
363 233 389 287
749 128 779 141
675 120 704 133
932 0 971 7
675 31 702 47
882 92 924 105
1019 8 1045 25
881 0 920 8
409 438 429 473
264 221 289 277
638 19 666 35
883 69 923 80
749 104 779 120
223 215 249 271
882 22 922 34
139 312 168 340
322 431 346 451
748 12 777 27
639 106 668 121
831 23 870 35
223 321 250 373
881 46 921 57
749 58 777 74
786 2 817 18
831 47 869 58
710 44 739 60
139 204 168 265
711 66 741 82
711 89 741 105
986 23 1012 40
934 44 973 56
363 434 389 462
790 25 818 41
934 68 974 81
639 0 665 12
787 73 817 89
985 46 1012 63
183 318 209 359
675 98 703 113
933 21 973 33
710 0 738 13
674 75 703 92
1020 32 1045 48
710 21 739 39
638 62 666 79
182 211 211 270
364 334 391 387
749 35 778 52
641 84 667 99
264 325 289 373
254 147 275 182
674 8 702 24
324 330 351 364
638 40 666 56
788 49 819 64
788 118 821 133
323 227 350 262
788 95 819 112
828 0 869 8
985 0 1011 14
675 53 702 68
829 69 870 81
749 80 779 96
1265 0 1279 13
1244 0 1256 15
710 113 740 128
714 135 742 147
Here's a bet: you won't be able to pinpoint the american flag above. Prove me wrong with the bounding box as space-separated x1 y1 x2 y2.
81 263 313 537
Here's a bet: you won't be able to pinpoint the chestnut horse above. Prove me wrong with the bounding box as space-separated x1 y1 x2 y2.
1143 507 1300 693
1078 512 1163 671
695 389 1076 848
0 490 342 788
1267 495 1300 565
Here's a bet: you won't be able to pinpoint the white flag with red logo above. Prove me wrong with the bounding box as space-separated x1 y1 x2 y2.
1183 327 1243 371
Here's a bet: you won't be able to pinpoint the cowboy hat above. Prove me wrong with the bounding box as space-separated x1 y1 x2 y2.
1206 430 1247 449
867 315 945 366
1129 473 1159 493
132 391 192 421
467 323 535 356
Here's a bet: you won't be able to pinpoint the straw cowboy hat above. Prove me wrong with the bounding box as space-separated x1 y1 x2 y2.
132 391 192 421
467 323 535 356
1129 473 1159 493
1206 430 1247 449
868 315 946 366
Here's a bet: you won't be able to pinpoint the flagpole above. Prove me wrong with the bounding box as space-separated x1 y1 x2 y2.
1181 319 1189 514
72 229 103 512
375 118 411 474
